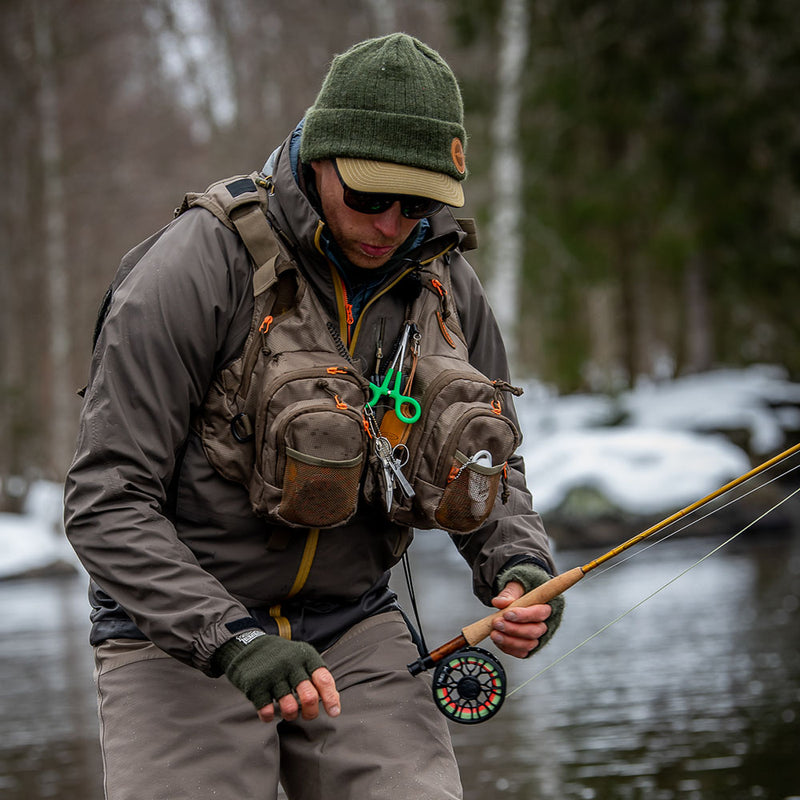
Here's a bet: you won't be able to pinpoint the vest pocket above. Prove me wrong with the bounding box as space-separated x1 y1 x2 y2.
392 390 520 534
435 449 505 532
248 371 369 529
428 406 517 533
281 447 363 527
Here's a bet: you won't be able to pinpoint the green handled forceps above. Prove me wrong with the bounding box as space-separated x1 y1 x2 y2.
367 323 421 424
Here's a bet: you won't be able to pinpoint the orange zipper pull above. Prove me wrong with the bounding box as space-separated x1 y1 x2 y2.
259 315 274 349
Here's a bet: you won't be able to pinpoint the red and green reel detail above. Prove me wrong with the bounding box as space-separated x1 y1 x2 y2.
431 647 506 724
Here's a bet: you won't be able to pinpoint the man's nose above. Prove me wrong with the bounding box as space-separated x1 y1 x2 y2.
372 202 404 238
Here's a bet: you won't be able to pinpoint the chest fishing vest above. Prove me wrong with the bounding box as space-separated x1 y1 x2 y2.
182 173 522 535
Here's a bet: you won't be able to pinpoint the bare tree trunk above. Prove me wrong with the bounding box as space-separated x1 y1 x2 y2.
486 0 529 373
34 0 73 478
366 0 397 33
683 253 713 373
148 0 235 142
585 284 622 391
0 194 20 500
617 243 659 385
0 101 21 494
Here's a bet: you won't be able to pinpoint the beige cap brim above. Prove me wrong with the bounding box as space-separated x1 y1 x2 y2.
336 158 465 208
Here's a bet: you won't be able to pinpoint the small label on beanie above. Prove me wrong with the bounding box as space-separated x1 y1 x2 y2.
451 138 466 174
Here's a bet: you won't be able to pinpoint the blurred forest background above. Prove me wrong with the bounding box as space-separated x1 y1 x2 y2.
1 0 799 508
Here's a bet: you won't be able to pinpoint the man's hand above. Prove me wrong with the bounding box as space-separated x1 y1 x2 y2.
489 562 566 658
213 630 341 723
489 580 552 658
257 665 340 723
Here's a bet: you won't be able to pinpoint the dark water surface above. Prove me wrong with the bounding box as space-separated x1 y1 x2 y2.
1 523 799 799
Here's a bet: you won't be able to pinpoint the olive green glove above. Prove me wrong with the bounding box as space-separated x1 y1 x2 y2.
212 630 327 711
495 562 565 652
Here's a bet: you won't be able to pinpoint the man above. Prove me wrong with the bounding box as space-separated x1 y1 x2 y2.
64 33 563 800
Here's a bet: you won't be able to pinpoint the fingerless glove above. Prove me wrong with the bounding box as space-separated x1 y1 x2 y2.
212 630 327 710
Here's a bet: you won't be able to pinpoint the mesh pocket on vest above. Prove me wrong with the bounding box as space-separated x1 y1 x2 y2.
435 451 504 532
280 448 363 527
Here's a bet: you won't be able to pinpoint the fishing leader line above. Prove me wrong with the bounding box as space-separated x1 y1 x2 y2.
506 481 800 698
581 457 800 585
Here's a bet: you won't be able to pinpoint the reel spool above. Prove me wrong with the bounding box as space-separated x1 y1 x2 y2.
431 646 506 724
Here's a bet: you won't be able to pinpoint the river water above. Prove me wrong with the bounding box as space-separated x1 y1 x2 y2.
1 520 799 799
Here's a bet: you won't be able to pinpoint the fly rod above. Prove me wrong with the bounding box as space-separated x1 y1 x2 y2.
408 440 800 724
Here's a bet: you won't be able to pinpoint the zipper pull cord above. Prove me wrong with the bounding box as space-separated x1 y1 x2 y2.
374 318 386 378
316 379 348 410
430 278 449 317
429 279 456 349
491 380 523 415
492 379 524 397
256 314 274 358
501 464 510 504
326 321 355 365
404 330 421 394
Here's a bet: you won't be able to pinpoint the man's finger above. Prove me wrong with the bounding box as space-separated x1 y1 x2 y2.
311 667 341 717
294 679 323 720
493 618 548 642
491 629 541 658
277 691 301 721
492 580 525 609
501 603 552 624
257 701 277 724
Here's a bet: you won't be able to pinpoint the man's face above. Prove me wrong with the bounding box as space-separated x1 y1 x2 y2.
311 160 421 269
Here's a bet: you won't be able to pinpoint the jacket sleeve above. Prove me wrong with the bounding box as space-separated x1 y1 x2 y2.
446 251 556 605
64 209 256 673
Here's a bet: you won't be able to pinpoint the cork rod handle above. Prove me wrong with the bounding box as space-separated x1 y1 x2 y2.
461 566 585 645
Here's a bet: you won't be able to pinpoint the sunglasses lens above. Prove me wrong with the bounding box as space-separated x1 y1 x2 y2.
336 165 444 219
344 189 443 219
399 197 444 219
343 188 395 215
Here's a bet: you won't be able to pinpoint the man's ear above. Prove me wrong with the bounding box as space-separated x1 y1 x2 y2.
304 160 326 218
309 159 332 178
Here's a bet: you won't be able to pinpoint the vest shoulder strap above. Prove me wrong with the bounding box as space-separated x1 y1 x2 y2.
177 173 280 294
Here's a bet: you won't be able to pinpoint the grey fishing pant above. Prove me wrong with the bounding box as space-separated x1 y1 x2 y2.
93 610 463 800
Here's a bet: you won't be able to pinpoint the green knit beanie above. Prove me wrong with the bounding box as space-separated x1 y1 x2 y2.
300 33 467 206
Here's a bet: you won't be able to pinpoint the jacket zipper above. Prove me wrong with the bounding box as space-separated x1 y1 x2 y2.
330 266 353 345
349 266 417 354
329 263 418 355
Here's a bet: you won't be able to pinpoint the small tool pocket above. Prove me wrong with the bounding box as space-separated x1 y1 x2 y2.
248 360 369 528
390 370 521 534
437 448 506 533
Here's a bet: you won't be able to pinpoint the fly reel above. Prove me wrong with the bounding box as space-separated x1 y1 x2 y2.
430 646 506 724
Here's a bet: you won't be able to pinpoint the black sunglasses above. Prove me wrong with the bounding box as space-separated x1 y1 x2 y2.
333 163 445 220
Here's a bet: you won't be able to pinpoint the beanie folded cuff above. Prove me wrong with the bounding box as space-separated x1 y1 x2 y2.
300 108 467 182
